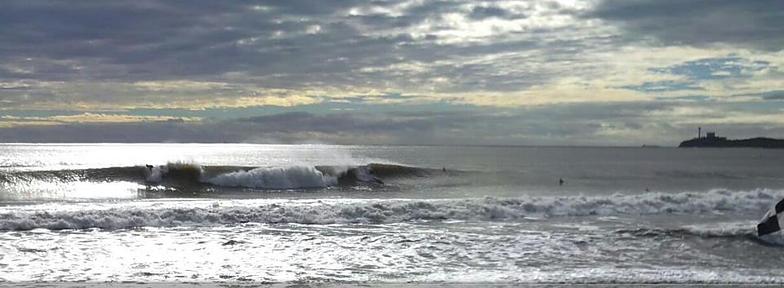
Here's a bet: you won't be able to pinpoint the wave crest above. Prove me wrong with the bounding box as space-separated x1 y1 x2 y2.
1 163 431 191
207 166 338 189
1 188 781 231
615 222 757 239
145 162 203 184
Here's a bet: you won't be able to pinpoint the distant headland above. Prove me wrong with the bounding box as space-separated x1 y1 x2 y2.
679 128 784 148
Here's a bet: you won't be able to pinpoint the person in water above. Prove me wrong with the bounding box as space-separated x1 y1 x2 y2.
145 165 155 179
559 178 564 186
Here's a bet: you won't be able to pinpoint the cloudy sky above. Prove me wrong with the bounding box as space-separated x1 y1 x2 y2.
1 0 782 145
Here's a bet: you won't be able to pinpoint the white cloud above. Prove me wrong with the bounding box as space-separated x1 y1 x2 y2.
0 113 200 128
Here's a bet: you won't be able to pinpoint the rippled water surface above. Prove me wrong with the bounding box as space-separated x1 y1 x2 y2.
1 144 784 283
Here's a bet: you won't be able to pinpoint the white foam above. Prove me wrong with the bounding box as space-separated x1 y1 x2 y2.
206 166 338 189
1 188 782 231
617 222 758 239
679 222 757 237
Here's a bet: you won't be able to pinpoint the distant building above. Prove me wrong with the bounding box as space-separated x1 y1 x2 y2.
705 131 726 140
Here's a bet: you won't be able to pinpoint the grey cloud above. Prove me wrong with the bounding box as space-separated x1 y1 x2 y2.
5 102 775 146
0 122 217 143
0 1 365 81
0 0 598 96
586 0 784 51
621 80 704 93
237 111 470 135
0 110 473 144
468 6 515 20
760 91 784 101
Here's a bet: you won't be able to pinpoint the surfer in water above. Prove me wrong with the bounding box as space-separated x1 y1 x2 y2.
144 164 156 182
559 178 564 186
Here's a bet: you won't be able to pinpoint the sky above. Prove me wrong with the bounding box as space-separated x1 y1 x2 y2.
0 0 783 146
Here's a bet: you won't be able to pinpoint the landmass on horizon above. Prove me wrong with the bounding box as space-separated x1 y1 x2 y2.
679 128 784 149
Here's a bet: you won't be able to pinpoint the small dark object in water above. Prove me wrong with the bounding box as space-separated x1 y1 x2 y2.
222 240 245 246
146 164 154 170
559 178 564 186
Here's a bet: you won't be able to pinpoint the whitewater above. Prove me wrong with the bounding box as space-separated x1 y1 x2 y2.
1 143 784 284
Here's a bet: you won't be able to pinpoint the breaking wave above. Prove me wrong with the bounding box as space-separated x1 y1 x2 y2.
0 163 437 190
207 166 338 189
1 188 781 231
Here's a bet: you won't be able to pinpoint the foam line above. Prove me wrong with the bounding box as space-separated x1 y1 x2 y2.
1 188 781 230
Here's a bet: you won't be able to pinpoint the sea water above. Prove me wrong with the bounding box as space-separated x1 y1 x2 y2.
1 143 784 283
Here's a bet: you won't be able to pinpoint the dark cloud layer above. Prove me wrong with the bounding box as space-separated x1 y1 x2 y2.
1 0 780 85
3 102 782 146
588 0 784 50
2 1 779 92
0 1 367 82
0 0 584 92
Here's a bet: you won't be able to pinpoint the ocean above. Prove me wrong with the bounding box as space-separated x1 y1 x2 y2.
1 143 784 284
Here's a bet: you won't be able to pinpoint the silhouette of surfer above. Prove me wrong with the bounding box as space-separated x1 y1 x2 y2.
559 178 564 186
145 165 155 181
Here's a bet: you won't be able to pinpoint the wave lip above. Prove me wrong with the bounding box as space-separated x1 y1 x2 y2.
1 188 782 231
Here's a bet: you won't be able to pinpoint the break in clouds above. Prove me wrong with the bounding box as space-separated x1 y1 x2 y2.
0 0 783 145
